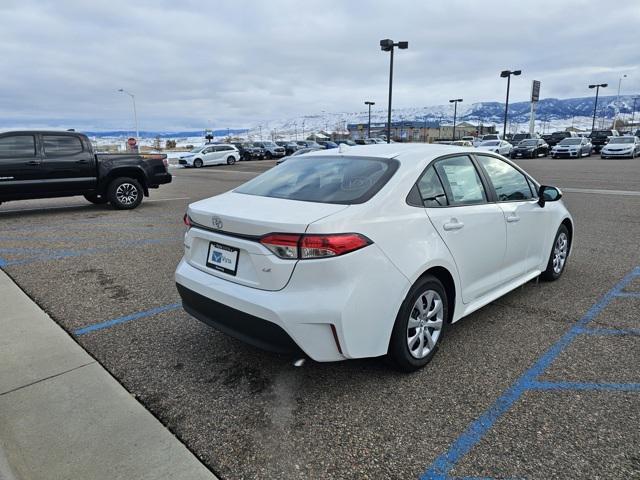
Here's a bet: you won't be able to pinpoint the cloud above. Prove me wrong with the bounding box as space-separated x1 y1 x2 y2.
0 0 638 130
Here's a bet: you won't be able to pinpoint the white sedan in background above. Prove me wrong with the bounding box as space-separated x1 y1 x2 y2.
600 136 640 158
176 144 573 371
179 144 239 168
476 140 513 156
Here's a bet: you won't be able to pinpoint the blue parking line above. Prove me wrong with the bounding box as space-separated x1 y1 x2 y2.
615 291 640 298
421 266 640 480
528 381 640 392
574 326 640 336
74 302 182 336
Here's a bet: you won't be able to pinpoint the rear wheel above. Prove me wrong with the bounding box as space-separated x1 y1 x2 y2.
84 193 108 205
388 275 447 372
193 158 203 168
107 177 143 210
541 225 570 281
226 156 236 165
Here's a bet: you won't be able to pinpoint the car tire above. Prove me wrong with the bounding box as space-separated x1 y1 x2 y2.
226 156 236 165
388 275 448 372
84 193 108 205
107 177 144 210
193 158 203 168
540 224 570 281
265 152 273 160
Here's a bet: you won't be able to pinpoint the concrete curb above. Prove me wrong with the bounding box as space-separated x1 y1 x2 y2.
0 269 217 480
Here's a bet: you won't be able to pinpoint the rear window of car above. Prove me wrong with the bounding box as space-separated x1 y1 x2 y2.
235 156 399 204
0 135 36 158
43 135 83 156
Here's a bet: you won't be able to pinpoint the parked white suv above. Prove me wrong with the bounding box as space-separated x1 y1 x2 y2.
179 144 239 168
176 144 573 371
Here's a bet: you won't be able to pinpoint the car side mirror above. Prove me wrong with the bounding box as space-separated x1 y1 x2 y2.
538 185 562 207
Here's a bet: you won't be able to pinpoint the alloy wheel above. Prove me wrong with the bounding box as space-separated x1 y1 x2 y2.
115 183 138 206
553 232 568 274
407 290 444 359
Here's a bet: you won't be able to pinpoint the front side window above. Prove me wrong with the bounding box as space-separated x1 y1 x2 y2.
43 135 83 156
235 156 398 204
477 156 533 201
416 166 447 207
0 135 36 158
433 156 486 206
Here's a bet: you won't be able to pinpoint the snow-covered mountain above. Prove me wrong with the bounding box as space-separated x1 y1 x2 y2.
249 94 639 137
83 94 639 145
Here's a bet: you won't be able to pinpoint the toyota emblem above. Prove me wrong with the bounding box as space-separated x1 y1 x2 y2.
212 217 223 229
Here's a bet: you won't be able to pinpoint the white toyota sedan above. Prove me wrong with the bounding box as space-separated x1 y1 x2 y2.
476 140 513 156
175 144 573 371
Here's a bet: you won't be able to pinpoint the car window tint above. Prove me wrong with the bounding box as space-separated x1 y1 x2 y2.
0 135 36 158
43 135 83 156
235 156 398 204
416 166 447 207
433 156 486 206
477 156 533 201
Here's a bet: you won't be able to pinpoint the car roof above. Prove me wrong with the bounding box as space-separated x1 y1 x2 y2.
303 142 479 163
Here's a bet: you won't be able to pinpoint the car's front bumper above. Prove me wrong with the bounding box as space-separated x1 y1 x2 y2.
601 150 633 158
174 244 409 362
552 150 579 158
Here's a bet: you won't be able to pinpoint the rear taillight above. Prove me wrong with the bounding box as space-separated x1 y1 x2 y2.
260 233 371 259
183 213 191 229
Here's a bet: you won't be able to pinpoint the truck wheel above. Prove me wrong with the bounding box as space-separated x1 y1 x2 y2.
108 177 143 210
84 193 108 205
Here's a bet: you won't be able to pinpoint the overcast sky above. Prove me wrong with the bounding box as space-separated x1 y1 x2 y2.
1 0 639 131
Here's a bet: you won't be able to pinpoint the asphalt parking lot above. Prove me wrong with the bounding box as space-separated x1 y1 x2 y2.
1 156 639 480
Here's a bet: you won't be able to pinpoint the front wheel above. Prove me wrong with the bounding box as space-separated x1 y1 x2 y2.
193 158 203 168
388 275 447 372
107 177 143 210
541 225 570 281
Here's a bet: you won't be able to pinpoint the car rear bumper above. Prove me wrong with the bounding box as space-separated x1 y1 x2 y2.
150 172 172 185
174 244 409 362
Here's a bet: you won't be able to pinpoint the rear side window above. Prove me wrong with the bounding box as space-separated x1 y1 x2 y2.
0 135 36 158
416 166 447 207
433 156 486 206
43 135 83 156
235 156 399 204
477 156 533 201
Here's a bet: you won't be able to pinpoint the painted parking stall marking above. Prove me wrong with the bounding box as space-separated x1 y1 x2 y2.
421 266 640 480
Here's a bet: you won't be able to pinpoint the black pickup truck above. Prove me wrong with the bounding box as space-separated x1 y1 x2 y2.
0 131 171 209
588 129 619 153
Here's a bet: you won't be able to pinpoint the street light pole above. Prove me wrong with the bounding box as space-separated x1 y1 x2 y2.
614 74 627 129
449 98 463 140
365 101 375 138
500 70 521 140
118 89 138 139
380 39 408 143
589 83 608 132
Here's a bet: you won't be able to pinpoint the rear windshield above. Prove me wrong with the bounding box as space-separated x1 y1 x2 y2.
235 156 399 204
590 131 611 137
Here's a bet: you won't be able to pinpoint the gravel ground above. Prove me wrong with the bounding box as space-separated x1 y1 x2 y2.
1 156 638 480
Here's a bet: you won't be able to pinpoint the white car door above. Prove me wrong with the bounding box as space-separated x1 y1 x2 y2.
500 141 511 156
475 155 549 281
201 146 217 165
422 155 507 303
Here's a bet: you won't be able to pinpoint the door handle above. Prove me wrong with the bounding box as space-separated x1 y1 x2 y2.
76 159 89 164
443 219 464 231
506 215 520 223
25 160 41 166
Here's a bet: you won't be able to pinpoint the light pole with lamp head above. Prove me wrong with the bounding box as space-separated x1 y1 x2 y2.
588 83 608 132
380 39 408 143
449 98 463 140
118 89 138 140
364 101 375 138
500 70 521 139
